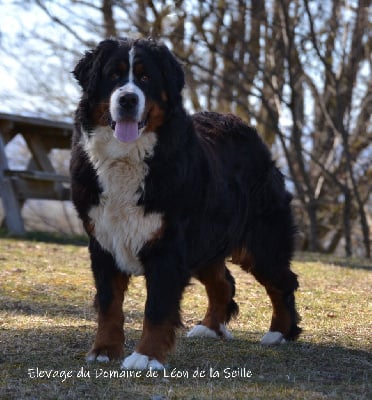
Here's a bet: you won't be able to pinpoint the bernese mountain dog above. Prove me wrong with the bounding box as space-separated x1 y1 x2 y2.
71 37 301 370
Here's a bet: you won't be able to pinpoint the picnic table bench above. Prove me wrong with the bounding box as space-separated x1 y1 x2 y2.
0 112 73 235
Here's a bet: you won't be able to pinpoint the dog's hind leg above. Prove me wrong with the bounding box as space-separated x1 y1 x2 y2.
234 248 302 345
187 261 239 339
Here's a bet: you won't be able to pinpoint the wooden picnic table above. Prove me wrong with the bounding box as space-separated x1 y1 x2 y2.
0 112 73 235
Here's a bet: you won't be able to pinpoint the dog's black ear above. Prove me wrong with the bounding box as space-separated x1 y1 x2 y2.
73 49 95 91
73 39 118 94
149 40 185 105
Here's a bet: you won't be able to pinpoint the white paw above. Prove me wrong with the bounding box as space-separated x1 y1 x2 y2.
121 351 164 370
86 352 110 363
187 324 218 338
187 324 233 339
219 324 234 339
260 331 286 345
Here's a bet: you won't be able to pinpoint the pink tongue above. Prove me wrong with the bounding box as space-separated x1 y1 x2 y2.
114 121 139 143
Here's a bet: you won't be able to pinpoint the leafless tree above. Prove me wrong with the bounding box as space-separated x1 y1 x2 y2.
1 0 370 256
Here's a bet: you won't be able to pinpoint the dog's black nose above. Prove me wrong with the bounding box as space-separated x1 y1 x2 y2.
119 93 139 110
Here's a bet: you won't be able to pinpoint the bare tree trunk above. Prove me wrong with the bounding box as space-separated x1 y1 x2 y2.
343 189 352 257
102 0 117 37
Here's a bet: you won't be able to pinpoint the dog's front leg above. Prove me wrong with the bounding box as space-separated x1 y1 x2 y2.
87 237 130 362
122 245 190 370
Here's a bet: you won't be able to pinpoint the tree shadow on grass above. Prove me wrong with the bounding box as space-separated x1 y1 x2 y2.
295 252 372 271
0 293 94 319
0 228 88 246
1 323 370 400
1 267 370 399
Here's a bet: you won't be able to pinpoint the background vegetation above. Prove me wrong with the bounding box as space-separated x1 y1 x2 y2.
1 0 371 257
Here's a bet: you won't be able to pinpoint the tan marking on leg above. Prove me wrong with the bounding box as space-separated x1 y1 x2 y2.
265 286 292 335
197 262 233 333
135 317 176 363
89 274 129 360
236 247 301 340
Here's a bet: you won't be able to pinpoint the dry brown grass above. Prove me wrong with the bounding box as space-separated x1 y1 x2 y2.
0 232 371 399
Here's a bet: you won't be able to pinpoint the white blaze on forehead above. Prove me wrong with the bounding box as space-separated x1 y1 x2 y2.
128 46 135 83
109 45 146 126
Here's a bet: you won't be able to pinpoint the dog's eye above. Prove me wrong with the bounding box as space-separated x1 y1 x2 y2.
140 75 149 83
110 73 120 81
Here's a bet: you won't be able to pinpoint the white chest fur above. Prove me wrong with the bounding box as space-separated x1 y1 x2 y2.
82 127 162 276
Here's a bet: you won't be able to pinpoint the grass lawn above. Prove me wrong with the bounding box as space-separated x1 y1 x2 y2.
0 232 371 399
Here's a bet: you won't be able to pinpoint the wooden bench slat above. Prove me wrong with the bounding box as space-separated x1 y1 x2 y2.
4 169 70 183
0 113 73 235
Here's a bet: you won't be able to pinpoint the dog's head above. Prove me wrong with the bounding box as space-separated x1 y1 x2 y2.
73 38 185 142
